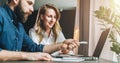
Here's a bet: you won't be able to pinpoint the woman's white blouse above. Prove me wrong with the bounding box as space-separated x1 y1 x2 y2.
29 28 74 55
29 28 65 45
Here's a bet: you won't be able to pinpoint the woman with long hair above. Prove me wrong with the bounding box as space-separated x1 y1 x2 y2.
29 4 74 55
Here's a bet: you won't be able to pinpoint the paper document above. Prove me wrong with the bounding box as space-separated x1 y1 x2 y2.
53 56 85 62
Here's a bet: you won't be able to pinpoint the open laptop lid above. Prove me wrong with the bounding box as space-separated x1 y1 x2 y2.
93 28 110 58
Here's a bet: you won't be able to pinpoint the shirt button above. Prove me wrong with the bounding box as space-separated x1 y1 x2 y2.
12 20 13 22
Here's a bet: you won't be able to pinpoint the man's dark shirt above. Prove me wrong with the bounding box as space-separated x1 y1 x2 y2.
0 4 44 52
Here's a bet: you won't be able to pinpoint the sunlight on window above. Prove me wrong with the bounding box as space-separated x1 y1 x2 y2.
110 0 120 14
113 0 120 38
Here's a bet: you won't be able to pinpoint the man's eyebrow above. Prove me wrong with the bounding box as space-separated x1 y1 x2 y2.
27 1 34 5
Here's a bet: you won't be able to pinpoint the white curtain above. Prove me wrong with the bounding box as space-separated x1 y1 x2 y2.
73 0 80 40
73 0 80 54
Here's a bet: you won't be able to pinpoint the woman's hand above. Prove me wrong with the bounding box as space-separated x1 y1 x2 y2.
60 39 79 54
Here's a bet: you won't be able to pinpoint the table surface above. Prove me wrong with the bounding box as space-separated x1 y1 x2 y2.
0 58 116 63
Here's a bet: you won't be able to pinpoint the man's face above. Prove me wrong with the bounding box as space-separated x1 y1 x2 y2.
15 0 35 23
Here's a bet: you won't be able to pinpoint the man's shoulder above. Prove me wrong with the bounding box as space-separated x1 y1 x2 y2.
0 6 8 23
0 6 5 18
0 6 5 12
0 6 6 16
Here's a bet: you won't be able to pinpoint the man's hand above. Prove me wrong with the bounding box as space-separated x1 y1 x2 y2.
60 39 79 54
22 52 53 61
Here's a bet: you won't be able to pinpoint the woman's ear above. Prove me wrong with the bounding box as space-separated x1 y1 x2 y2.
40 14 44 20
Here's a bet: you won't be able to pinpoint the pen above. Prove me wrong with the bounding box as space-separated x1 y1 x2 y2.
53 56 63 58
79 41 88 44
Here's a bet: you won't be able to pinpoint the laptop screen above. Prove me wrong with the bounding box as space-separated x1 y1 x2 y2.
93 28 110 58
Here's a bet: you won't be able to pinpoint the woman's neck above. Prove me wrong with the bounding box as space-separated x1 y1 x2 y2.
45 29 51 37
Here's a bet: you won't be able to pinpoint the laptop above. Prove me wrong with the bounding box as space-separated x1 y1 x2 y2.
52 28 110 61
93 28 110 58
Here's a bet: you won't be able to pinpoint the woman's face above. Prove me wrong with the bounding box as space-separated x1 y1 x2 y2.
41 8 57 29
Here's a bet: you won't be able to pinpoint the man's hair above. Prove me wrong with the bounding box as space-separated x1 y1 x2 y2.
8 0 11 3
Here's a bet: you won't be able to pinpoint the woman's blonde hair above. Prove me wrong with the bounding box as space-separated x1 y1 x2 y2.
34 4 62 43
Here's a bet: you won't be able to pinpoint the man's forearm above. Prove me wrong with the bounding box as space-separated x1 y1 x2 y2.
0 50 52 61
0 50 23 61
43 43 62 54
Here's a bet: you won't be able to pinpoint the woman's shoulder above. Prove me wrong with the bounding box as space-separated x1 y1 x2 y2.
29 28 35 32
58 30 64 35
29 28 36 34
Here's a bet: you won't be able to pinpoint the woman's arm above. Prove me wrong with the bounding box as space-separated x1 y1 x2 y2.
43 39 79 54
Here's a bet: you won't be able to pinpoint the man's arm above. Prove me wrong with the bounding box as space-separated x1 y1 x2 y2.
0 50 23 61
0 50 52 61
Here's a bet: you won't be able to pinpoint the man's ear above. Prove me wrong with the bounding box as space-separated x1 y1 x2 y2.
13 0 19 5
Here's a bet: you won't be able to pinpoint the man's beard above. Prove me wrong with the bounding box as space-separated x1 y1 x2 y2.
14 3 28 23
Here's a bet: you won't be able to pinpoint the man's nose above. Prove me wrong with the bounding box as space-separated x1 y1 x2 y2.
30 6 34 12
29 7 34 15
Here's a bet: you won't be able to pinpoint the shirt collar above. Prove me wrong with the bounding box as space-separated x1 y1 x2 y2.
3 4 17 22
41 30 54 37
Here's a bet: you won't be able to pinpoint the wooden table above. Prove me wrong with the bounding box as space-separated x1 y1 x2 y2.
0 58 116 63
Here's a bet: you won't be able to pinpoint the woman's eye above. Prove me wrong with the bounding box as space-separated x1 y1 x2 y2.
48 15 52 18
54 16 57 19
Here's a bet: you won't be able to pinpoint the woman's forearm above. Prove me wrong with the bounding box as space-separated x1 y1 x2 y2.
43 43 62 54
